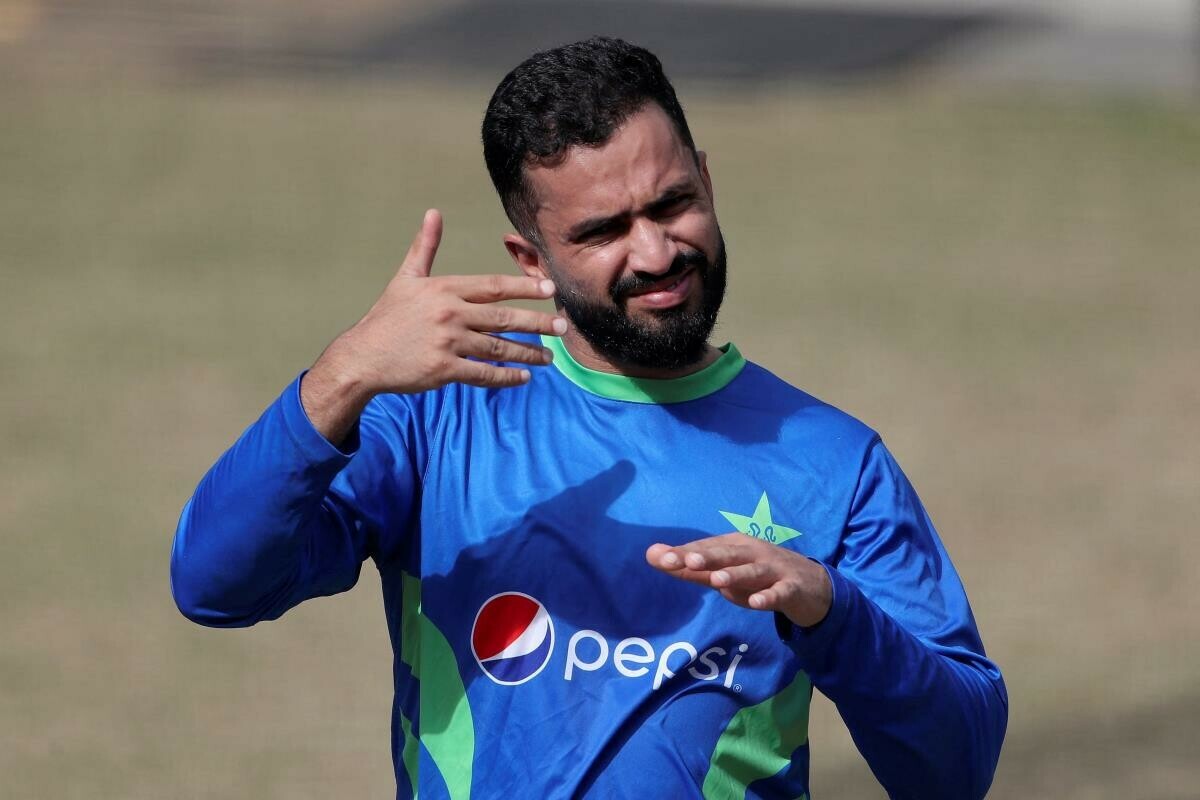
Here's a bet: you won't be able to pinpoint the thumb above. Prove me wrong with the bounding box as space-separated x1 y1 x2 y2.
396 209 443 279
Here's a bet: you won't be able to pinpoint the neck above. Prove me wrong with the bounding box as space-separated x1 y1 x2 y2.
557 329 722 379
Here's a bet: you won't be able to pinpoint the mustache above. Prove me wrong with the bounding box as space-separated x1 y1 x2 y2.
610 249 709 303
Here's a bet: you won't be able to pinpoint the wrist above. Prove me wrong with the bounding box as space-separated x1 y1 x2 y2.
308 351 374 407
782 558 833 629
301 353 375 447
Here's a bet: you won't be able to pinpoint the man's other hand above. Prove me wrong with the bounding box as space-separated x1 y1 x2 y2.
301 209 567 445
646 534 833 628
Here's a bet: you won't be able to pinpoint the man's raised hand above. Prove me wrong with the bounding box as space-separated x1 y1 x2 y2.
646 534 833 629
301 209 567 444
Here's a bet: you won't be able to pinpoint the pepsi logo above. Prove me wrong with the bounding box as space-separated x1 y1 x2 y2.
471 593 555 686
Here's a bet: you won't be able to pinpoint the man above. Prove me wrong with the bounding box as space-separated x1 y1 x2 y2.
172 37 1007 799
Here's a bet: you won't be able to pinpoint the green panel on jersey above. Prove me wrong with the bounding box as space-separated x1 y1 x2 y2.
701 671 812 800
400 572 476 800
542 334 746 404
399 712 420 798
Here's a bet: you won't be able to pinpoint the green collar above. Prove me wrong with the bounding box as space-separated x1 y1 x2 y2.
541 334 746 404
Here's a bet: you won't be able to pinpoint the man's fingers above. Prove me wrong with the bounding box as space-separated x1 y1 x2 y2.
460 304 567 336
450 358 532 389
396 209 443 279
676 541 755 572
647 534 749 571
646 544 722 590
459 333 554 366
649 534 827 624
709 561 774 591
745 585 784 611
446 273 557 304
646 543 676 568
657 566 718 588
652 542 782 598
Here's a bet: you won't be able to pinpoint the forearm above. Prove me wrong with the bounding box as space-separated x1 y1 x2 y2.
170 375 363 627
784 567 1007 800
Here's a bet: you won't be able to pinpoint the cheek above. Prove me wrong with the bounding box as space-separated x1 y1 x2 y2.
671 211 720 254
558 248 625 292
590 247 629 280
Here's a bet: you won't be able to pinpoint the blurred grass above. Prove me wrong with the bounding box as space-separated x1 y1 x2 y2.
1 75 1198 798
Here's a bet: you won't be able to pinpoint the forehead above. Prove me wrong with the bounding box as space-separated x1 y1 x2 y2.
525 104 697 235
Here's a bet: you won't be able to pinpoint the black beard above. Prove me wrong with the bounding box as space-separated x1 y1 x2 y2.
551 235 727 371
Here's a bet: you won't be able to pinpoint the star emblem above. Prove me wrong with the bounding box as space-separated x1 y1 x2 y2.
719 492 802 545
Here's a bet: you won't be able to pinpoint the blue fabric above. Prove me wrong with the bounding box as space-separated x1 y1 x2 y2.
172 334 1006 799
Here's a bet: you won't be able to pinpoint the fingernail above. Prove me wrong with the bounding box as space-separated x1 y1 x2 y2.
685 553 705 570
540 279 556 295
712 570 729 587
519 369 531 382
551 317 568 335
542 348 554 363
661 553 680 567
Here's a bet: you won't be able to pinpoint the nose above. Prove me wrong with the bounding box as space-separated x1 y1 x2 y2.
626 217 677 276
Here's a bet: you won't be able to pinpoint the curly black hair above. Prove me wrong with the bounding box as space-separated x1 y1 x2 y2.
482 37 697 242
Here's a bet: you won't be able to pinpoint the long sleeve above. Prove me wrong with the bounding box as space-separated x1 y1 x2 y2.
781 439 1008 800
170 374 420 627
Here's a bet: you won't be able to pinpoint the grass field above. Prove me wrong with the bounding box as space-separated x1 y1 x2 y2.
2 75 1198 798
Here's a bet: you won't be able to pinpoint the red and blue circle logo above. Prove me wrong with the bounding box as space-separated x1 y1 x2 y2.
471 592 555 686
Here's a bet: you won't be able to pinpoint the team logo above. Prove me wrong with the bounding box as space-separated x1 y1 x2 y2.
719 491 803 545
471 592 555 686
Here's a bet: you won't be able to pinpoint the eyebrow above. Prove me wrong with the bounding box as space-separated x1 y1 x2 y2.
563 180 697 245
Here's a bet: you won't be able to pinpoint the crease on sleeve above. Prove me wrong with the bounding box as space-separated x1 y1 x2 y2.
280 371 361 466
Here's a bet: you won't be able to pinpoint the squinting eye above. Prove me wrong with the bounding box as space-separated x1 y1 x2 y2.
585 226 617 244
657 196 691 216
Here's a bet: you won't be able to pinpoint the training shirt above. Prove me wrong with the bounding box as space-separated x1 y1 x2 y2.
171 333 1007 800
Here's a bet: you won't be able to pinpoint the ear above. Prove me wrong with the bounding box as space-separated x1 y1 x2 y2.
503 233 550 281
696 150 714 203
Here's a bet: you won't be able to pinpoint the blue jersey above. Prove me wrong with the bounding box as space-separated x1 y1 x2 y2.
172 334 1007 799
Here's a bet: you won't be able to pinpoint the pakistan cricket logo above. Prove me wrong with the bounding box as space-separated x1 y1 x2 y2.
719 492 803 545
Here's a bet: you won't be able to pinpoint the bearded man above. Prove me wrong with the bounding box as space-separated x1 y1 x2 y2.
172 37 1007 800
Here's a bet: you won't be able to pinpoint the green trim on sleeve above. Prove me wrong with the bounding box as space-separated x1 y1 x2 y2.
541 335 746 404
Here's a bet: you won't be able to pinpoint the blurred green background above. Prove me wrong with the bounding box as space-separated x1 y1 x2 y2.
2 2 1198 798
